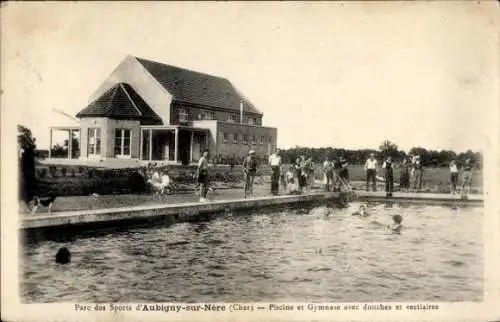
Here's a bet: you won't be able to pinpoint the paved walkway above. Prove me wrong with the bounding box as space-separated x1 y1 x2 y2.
22 186 273 215
22 182 483 216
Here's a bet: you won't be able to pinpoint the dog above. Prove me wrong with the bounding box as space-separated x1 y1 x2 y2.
32 195 56 213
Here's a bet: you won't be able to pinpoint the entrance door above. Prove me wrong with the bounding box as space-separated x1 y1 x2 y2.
178 130 191 165
87 128 101 158
192 133 201 162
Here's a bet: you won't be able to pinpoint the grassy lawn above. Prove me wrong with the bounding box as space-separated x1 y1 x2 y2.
33 162 482 198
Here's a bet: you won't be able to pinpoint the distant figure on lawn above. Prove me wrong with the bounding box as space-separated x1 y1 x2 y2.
411 155 424 191
364 153 378 191
197 151 210 202
460 158 474 199
449 160 459 194
382 156 394 197
243 150 258 197
399 158 411 192
268 149 282 195
229 154 236 172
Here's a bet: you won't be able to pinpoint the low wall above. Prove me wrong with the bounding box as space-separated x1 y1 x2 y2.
33 163 246 197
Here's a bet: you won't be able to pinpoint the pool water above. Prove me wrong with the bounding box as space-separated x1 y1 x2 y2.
21 202 483 303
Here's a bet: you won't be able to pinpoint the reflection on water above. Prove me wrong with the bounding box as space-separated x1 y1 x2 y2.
21 202 483 303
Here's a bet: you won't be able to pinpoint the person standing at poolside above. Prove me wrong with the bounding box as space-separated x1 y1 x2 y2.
299 155 308 191
364 153 378 191
280 162 287 191
269 149 282 195
382 156 394 197
412 155 424 191
304 156 315 191
323 156 334 192
243 150 258 197
197 151 210 202
399 157 411 192
460 158 473 199
294 156 303 192
339 156 349 184
449 159 459 194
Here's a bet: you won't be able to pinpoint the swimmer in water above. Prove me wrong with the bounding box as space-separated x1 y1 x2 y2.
388 214 403 233
352 204 369 217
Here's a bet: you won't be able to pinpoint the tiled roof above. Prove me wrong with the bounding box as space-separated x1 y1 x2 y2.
76 83 162 124
135 57 262 115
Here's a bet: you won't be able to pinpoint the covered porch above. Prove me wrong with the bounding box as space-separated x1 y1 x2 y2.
48 126 81 159
140 125 209 165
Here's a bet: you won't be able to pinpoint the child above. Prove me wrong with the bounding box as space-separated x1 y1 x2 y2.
160 170 171 195
388 214 403 233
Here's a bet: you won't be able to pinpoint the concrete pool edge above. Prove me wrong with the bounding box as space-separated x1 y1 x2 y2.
19 191 483 235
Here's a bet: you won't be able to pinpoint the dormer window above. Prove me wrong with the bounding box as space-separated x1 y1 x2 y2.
178 108 188 122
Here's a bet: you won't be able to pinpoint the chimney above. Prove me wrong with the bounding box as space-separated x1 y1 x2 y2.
240 101 244 124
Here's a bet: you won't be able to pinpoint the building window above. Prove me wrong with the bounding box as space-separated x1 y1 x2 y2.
248 117 255 125
268 136 273 143
243 134 248 143
114 129 131 157
201 111 215 120
260 136 265 145
233 133 238 144
223 132 229 143
205 111 216 120
228 114 238 123
178 108 188 122
87 128 101 156
252 135 257 144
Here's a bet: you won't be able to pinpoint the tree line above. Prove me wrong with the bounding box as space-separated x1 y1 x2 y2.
278 140 482 169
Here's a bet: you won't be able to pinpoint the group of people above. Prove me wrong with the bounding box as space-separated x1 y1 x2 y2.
364 153 475 198
144 166 172 195
194 149 476 202
269 150 346 196
322 156 350 192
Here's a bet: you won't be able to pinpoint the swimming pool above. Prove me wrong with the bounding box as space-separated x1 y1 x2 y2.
20 202 483 303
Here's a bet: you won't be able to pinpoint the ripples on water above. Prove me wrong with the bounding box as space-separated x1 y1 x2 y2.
21 202 483 303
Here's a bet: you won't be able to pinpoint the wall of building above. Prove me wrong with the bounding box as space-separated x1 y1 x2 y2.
79 117 109 159
171 101 262 126
215 122 278 158
87 55 172 124
79 118 141 159
192 120 218 156
105 119 141 159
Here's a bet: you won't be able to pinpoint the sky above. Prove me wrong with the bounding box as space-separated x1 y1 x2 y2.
2 2 498 153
